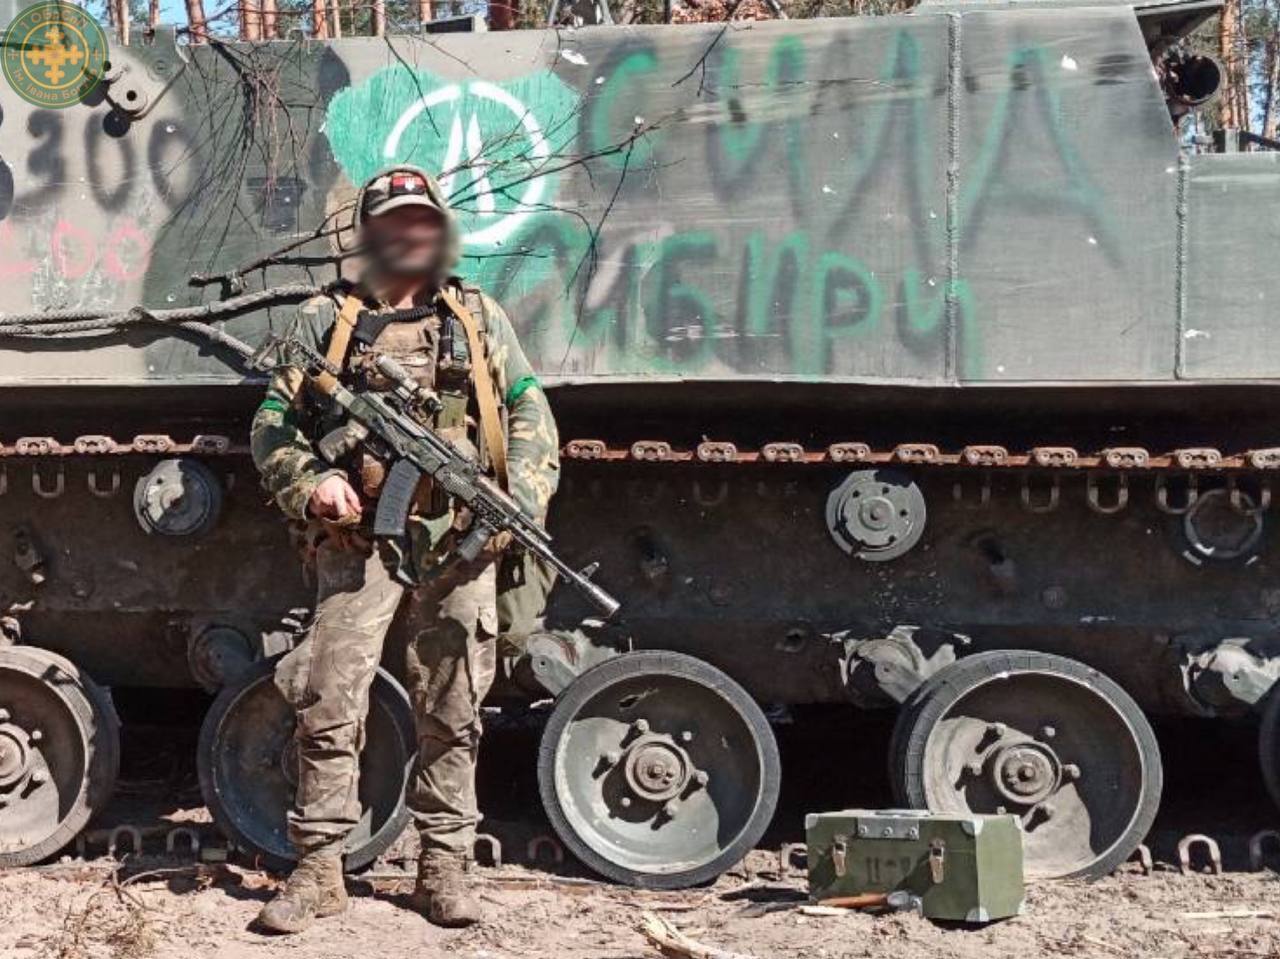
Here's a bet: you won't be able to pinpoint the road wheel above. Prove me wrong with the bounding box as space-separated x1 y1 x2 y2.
890 650 1161 880
538 651 780 889
1256 682 1280 812
198 657 416 872
0 646 119 866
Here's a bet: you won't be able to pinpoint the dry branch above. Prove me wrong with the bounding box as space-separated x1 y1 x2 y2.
639 911 759 959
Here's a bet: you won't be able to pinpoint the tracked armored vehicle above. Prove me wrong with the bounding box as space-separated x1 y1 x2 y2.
1 0 1278 886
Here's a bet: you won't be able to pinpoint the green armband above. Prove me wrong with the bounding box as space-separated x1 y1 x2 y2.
257 397 289 416
506 374 540 406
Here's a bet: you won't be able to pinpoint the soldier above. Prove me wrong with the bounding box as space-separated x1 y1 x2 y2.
249 165 560 932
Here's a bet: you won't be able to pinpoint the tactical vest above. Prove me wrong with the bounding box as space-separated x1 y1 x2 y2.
324 285 496 500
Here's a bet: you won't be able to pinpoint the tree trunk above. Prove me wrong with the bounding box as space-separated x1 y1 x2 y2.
115 0 129 44
418 0 432 22
261 0 278 38
1217 0 1250 131
371 0 386 35
329 0 343 37
148 0 159 30
489 0 517 30
1263 33 1280 140
185 0 207 41
240 0 262 40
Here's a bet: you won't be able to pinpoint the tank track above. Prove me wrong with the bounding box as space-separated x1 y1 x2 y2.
59 815 791 880
561 438 1280 472
0 434 244 458
45 816 1280 880
3 431 1279 472
3 433 1273 520
5 431 1273 519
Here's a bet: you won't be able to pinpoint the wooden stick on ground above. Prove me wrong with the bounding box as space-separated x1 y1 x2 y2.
798 905 854 918
818 893 890 910
639 911 760 959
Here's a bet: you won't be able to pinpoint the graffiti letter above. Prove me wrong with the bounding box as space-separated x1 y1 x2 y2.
50 218 95 280
706 37 807 207
0 221 34 277
102 218 152 281
792 251 882 374
587 48 662 168
641 231 720 370
961 46 1114 253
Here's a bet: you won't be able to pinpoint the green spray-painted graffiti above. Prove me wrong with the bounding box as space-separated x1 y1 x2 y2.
320 22 1134 383
325 67 582 251
961 45 1117 253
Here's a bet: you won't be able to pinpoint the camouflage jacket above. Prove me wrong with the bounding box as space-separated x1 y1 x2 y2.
249 285 560 538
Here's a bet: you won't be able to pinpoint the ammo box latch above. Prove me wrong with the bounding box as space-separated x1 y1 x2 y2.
929 839 946 883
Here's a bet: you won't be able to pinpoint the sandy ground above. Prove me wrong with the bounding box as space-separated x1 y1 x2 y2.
4 850 1280 959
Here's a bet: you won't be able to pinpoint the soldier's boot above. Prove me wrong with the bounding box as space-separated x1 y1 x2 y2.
410 854 483 927
256 851 348 934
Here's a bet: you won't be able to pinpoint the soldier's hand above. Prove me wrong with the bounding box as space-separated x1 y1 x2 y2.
482 530 514 560
309 475 363 523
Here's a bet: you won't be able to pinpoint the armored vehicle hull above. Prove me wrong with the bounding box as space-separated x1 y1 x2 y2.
2 0 1279 883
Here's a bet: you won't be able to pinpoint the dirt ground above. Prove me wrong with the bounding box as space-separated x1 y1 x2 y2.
3 709 1279 959
3 853 1279 959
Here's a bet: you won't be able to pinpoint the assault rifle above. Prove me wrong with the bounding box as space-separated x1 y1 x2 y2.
256 334 621 619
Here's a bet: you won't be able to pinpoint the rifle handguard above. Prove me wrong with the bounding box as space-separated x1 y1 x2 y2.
317 421 369 463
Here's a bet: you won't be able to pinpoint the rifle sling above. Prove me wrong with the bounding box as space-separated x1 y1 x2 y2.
438 288 509 492
352 304 435 347
312 291 364 396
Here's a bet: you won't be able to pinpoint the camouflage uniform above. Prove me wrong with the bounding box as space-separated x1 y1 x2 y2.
250 180 559 871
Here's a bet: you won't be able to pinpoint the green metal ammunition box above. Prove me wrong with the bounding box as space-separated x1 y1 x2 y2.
806 809 1025 923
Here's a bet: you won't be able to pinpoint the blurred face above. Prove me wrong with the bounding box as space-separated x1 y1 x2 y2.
364 205 447 278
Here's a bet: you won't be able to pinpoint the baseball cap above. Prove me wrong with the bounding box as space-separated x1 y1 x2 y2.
361 169 444 220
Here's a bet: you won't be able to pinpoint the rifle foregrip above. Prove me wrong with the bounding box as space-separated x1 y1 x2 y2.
374 459 423 537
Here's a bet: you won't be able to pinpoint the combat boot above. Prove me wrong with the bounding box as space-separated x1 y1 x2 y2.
256 851 348 934
411 853 483 927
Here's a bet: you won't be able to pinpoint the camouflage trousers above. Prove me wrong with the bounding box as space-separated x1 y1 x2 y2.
274 535 497 858
494 550 557 658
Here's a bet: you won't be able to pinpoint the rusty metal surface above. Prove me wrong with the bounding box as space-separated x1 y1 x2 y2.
0 452 307 687
0 435 242 457
8 430 1280 473
556 439 1280 471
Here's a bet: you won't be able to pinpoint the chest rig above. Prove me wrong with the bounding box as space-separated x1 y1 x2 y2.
348 302 473 431
323 286 494 500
